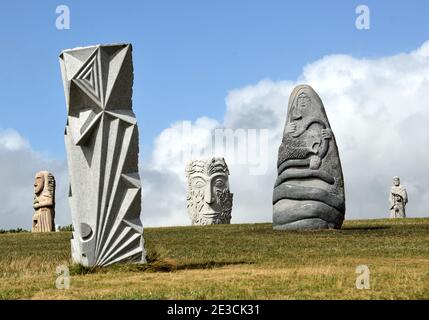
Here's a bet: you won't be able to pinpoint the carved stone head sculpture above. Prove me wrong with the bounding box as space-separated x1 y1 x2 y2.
273 84 345 230
32 171 55 232
186 157 233 225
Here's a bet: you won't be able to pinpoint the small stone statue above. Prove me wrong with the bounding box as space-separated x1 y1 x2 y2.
389 176 408 218
186 157 233 225
32 171 55 232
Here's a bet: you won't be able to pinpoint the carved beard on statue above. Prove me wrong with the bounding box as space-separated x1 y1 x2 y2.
186 158 233 225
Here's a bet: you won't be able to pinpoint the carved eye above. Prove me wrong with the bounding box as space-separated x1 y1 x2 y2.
192 177 206 188
298 95 310 107
214 179 225 188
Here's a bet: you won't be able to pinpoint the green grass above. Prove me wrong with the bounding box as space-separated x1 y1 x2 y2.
0 218 428 299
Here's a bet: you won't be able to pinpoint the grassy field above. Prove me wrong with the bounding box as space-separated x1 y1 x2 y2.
0 218 428 300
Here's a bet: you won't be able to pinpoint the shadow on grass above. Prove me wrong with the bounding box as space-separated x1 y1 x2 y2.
177 260 254 270
341 226 391 231
69 259 254 276
69 247 254 275
69 250 253 276
69 249 178 275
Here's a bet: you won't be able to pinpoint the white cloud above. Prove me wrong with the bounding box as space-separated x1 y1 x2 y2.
0 129 31 151
141 41 429 227
2 41 429 230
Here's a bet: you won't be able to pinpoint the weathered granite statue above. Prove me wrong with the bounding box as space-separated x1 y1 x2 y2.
273 84 345 230
32 171 55 232
60 44 146 266
389 176 408 218
186 157 233 225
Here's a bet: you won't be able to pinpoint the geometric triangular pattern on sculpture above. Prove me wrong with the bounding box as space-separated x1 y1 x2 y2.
61 46 98 82
75 111 102 146
95 130 142 264
105 110 137 125
72 50 103 107
65 46 98 63
93 117 136 237
94 121 138 262
96 182 142 265
101 44 131 109
60 43 146 267
98 226 143 266
94 117 124 258
104 46 133 110
121 172 141 189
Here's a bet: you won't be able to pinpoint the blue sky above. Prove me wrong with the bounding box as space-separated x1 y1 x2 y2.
1 0 428 160
1 1 429 229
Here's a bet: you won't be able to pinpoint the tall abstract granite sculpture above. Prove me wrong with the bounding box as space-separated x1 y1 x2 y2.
186 157 233 225
273 84 345 230
32 171 55 232
389 176 408 218
60 44 146 266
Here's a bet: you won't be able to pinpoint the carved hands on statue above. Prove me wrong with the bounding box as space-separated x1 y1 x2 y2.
285 122 297 134
33 198 40 209
321 128 332 140
309 155 321 170
36 197 53 208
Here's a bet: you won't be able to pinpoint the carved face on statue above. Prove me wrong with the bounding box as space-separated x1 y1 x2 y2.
34 173 45 195
186 158 233 225
33 171 56 203
393 176 400 187
292 92 312 120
